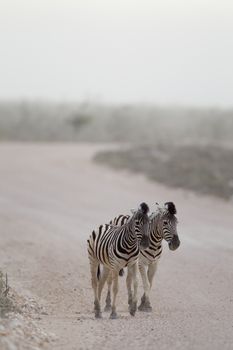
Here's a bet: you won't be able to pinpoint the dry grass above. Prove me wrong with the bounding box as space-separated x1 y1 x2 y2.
0 271 15 317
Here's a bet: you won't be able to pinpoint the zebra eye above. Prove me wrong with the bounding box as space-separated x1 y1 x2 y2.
163 221 168 226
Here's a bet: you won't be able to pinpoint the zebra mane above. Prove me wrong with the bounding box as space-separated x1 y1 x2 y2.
149 206 162 221
131 202 149 215
150 202 177 221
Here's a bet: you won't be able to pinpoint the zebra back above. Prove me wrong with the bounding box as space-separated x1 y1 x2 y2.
88 203 150 270
109 214 130 226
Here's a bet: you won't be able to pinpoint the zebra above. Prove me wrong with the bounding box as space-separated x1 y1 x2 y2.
104 202 180 312
87 202 150 319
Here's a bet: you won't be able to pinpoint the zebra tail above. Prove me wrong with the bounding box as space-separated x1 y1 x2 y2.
119 268 124 277
97 264 101 280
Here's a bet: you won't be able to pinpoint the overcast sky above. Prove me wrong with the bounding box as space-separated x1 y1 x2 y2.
0 0 233 106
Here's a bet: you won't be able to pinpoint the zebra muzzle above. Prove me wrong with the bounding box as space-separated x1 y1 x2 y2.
168 235 180 251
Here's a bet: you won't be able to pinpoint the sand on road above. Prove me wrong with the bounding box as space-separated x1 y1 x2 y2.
0 143 233 350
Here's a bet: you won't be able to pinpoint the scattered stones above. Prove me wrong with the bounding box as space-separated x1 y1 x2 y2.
0 289 52 350
40 311 48 316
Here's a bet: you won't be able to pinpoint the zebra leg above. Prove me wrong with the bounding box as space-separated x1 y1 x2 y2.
126 266 133 307
110 270 119 319
90 262 102 318
98 266 109 304
128 263 138 316
148 261 158 288
138 263 152 312
146 261 158 309
104 271 112 312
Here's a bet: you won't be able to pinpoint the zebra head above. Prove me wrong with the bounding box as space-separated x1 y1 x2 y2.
131 202 150 250
151 202 180 251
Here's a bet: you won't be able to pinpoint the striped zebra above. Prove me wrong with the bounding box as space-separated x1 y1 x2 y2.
104 202 180 312
87 202 150 319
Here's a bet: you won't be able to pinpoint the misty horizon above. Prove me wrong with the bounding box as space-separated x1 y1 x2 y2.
1 0 233 107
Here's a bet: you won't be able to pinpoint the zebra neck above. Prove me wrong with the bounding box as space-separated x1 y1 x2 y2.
149 226 163 246
127 216 137 232
122 223 137 242
124 216 139 241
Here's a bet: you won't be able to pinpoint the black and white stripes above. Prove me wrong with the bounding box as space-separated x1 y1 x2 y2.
105 202 180 312
87 202 150 319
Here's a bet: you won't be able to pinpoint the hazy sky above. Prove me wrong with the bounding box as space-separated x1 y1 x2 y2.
1 0 233 106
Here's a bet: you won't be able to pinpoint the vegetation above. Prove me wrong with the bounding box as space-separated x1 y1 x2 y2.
0 101 233 144
94 144 233 200
1 101 233 199
0 271 15 317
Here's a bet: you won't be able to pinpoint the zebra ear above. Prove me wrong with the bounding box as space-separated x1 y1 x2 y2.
140 202 149 214
164 202 177 215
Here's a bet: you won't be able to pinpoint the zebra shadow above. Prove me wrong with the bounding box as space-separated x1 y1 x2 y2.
76 311 137 321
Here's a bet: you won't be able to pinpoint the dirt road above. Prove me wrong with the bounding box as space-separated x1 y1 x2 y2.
0 143 232 350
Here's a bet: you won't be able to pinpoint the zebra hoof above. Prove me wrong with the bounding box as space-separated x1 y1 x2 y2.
138 302 145 311
129 309 136 316
138 303 152 312
144 300 152 312
110 312 118 319
104 305 111 312
129 301 137 316
140 294 146 304
95 311 102 319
